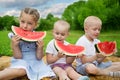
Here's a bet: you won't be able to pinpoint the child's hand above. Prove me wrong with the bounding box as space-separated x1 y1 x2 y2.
96 53 106 63
36 39 44 49
96 53 106 58
57 51 65 58
113 48 117 53
77 54 84 58
11 35 21 46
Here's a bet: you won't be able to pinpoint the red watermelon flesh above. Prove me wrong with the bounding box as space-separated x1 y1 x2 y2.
12 25 46 42
55 40 85 56
96 41 117 56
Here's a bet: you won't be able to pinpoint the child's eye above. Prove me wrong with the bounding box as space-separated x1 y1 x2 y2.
28 22 32 25
56 32 59 35
93 28 98 31
21 20 25 23
98 28 101 31
61 34 65 36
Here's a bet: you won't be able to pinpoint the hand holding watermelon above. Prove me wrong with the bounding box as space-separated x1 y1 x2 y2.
36 39 44 48
96 53 106 58
12 25 46 42
11 35 22 47
95 41 117 56
57 51 65 58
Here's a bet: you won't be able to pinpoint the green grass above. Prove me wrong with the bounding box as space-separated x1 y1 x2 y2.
0 31 11 56
0 30 120 56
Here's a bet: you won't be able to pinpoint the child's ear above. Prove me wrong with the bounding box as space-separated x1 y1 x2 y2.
84 26 88 32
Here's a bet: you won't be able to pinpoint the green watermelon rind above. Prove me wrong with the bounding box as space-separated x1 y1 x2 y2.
12 25 46 42
95 41 117 56
54 40 85 56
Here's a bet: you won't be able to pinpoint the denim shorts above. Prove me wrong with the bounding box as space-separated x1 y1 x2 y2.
76 60 112 75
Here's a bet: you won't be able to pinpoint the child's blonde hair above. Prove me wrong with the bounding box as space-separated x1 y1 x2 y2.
84 16 102 28
20 7 40 22
54 20 70 31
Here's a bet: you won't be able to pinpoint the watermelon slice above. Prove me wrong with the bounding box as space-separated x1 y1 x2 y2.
54 40 85 56
12 25 46 42
95 41 117 56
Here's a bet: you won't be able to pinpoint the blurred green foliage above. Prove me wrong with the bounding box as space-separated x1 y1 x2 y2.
0 0 120 31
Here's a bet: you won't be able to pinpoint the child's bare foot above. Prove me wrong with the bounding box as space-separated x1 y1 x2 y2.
109 71 120 77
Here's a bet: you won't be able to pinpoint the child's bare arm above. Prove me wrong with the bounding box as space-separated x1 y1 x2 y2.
46 51 64 64
46 53 59 64
36 40 44 60
81 53 106 64
66 56 75 64
81 55 98 64
11 35 22 59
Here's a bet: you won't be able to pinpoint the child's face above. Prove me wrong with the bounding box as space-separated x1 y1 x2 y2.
85 24 101 41
19 12 37 31
52 25 69 42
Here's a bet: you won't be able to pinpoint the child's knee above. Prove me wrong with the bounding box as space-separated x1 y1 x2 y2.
86 64 98 75
12 68 26 76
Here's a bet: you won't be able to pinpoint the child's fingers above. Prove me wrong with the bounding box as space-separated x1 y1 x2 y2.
58 51 64 54
77 54 84 58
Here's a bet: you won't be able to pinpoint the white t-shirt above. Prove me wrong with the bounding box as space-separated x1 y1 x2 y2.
75 35 100 66
46 39 69 65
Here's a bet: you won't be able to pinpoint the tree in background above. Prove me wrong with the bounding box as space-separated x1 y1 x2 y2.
0 15 18 31
37 13 59 31
62 0 120 31
62 1 86 30
103 0 120 30
0 0 120 31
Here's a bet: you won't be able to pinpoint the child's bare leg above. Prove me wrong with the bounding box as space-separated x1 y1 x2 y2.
53 67 70 80
89 62 120 77
105 62 120 72
86 63 99 75
0 68 26 80
107 62 120 77
66 66 81 80
66 67 89 80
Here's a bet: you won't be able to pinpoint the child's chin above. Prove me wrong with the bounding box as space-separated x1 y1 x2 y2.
94 36 98 39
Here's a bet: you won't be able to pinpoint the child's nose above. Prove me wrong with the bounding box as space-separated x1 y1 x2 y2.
58 34 61 38
23 24 27 29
